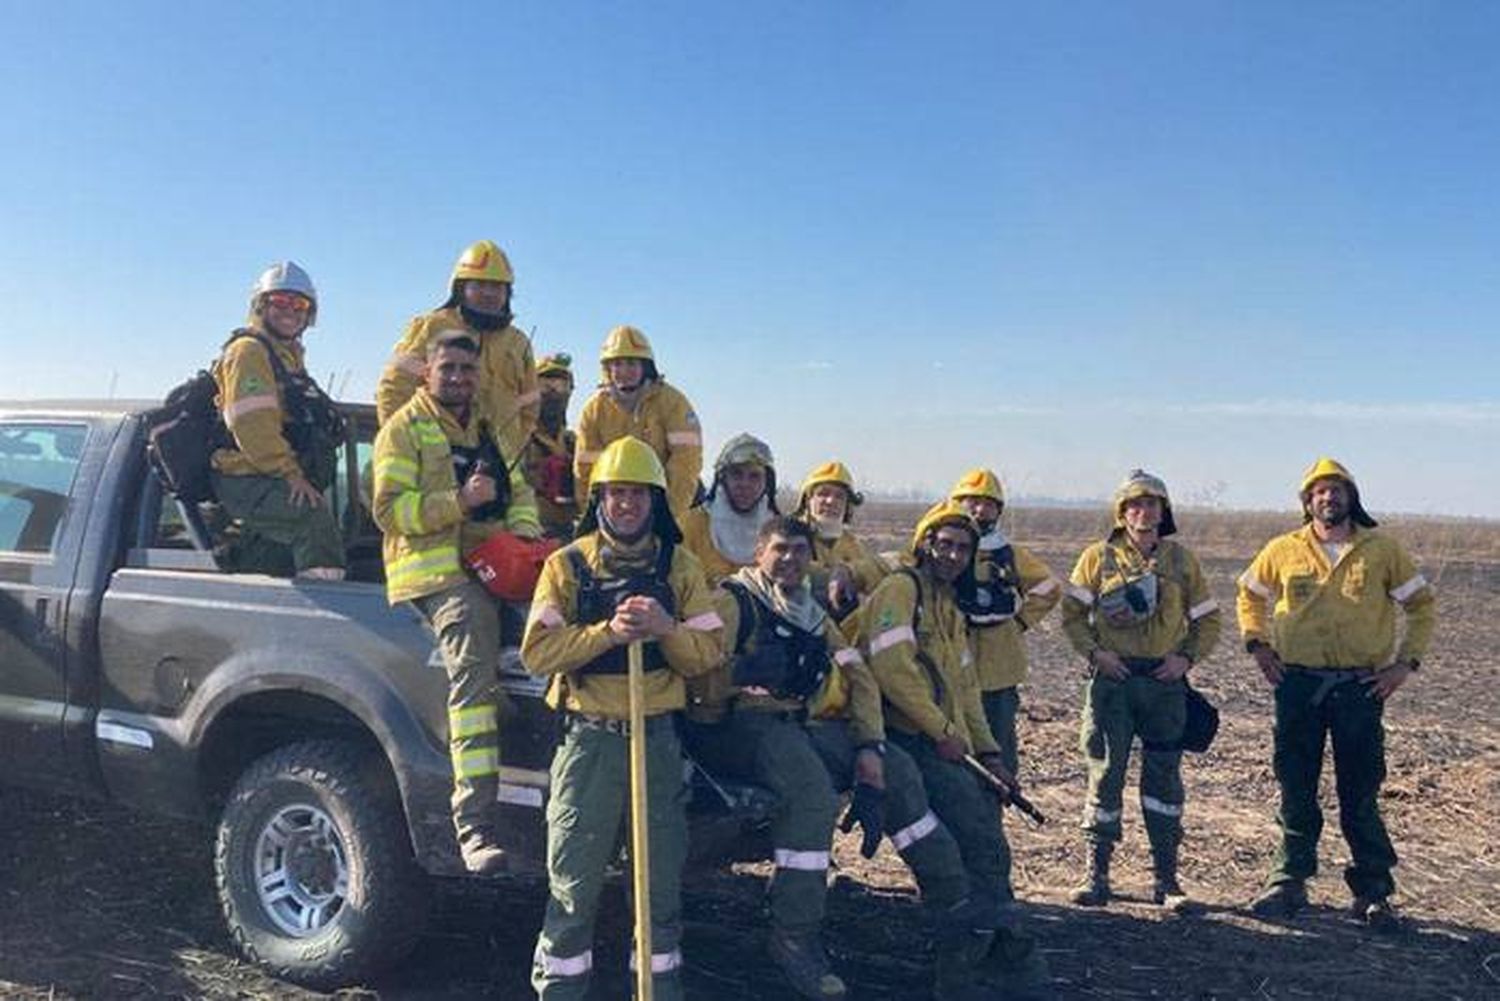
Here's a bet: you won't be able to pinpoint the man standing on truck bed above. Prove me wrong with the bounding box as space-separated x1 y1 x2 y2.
376 240 539 457
523 436 722 1001
211 261 346 579
372 332 542 875
524 351 581 541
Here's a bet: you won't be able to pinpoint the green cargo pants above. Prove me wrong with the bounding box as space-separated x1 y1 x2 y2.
1268 669 1397 900
804 720 970 915
212 472 345 575
890 730 1014 924
1079 672 1186 853
534 714 688 1001
691 710 838 935
414 582 511 848
982 686 1022 780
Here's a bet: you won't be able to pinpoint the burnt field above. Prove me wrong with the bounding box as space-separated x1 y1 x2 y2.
2 505 1498 1000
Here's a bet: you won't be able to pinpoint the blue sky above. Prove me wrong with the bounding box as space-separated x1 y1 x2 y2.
1 2 1495 516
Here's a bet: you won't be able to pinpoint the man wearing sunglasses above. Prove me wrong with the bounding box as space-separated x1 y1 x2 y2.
210 261 346 579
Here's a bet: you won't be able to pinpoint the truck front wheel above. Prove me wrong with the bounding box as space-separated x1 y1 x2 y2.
214 739 430 989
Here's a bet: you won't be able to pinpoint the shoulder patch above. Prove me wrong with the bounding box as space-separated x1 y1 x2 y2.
683 409 700 428
877 608 896 630
238 374 266 394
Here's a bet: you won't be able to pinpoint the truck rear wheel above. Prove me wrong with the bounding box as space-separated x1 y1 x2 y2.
214 739 430 988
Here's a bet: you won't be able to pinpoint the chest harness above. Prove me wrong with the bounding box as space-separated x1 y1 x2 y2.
721 580 832 702
567 544 677 676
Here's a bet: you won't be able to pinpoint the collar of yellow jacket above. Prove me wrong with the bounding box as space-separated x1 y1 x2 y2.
243 321 307 369
411 386 484 440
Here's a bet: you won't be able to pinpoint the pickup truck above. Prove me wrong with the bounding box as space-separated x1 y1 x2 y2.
0 399 767 989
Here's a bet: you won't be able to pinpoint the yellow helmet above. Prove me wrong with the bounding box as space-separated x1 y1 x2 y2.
796 461 862 517
600 324 654 363
536 351 573 383
1299 456 1356 495
1111 469 1177 536
450 240 515 290
590 436 666 489
1298 457 1377 527
909 499 979 557
949 467 1004 505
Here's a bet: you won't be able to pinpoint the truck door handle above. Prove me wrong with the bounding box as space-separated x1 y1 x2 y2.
35 596 48 627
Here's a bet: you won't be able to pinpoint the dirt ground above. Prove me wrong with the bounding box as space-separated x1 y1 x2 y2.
2 506 1498 1000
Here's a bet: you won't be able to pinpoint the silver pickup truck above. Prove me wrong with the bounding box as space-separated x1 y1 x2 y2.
0 400 766 989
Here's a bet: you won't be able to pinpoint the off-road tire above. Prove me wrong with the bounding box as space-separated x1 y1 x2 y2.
214 739 429 989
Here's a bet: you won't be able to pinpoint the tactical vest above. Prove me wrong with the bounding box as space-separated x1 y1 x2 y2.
956 543 1021 628
721 579 832 702
219 329 346 490
568 544 677 676
450 424 512 522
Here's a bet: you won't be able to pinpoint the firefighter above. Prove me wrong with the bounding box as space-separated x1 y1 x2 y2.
376 240 539 456
792 461 891 621
948 468 1062 779
860 500 1037 983
1060 470 1221 912
680 433 778 584
210 261 346 579
524 352 580 540
573 325 703 518
1239 458 1436 930
524 436 723 1001
371 333 541 874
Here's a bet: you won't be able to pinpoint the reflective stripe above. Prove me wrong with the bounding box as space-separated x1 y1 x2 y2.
774 848 830 871
413 422 448 448
515 389 541 408
629 948 684 973
387 546 462 589
889 810 939 851
682 611 724 631
449 706 496 738
1142 795 1183 817
666 431 702 446
961 648 973 668
869 625 916 655
455 746 500 778
577 449 601 463
391 351 426 377
535 946 594 978
1390 574 1429 603
393 492 427 534
1090 805 1122 825
223 394 279 424
1188 598 1219 620
832 647 862 668
1066 584 1095 606
1028 577 1060 596
1238 572 1273 599
375 455 420 488
531 602 565 628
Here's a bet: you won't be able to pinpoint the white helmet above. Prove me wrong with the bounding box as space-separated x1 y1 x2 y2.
250 261 318 325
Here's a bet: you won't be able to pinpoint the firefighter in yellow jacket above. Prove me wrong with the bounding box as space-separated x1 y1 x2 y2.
860 501 1037 983
1061 470 1221 912
523 436 723 1001
1239 458 1436 929
211 261 346 579
573 325 702 518
792 461 891 622
948 468 1061 779
372 333 540 874
524 352 580 540
376 240 539 455
680 433 777 583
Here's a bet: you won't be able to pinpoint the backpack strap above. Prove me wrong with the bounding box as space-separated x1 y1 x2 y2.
719 578 759 655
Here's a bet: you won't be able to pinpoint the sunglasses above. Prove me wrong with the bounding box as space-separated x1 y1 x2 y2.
264 292 312 313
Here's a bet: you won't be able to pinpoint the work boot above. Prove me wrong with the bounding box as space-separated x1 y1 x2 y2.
1068 841 1113 907
458 829 508 876
1350 895 1403 933
1248 880 1307 919
1151 849 1199 915
767 929 847 1000
933 938 985 1001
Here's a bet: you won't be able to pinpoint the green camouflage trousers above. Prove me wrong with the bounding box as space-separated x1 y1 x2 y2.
533 715 688 1001
212 472 345 574
1078 671 1186 853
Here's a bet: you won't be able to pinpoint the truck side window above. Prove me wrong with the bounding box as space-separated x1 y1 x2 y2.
0 423 85 554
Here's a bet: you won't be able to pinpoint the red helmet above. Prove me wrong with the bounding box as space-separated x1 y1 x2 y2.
465 532 558 602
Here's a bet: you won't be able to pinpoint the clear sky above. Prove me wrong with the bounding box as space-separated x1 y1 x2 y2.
1 2 1495 516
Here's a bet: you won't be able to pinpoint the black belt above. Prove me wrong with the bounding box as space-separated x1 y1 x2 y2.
564 712 675 738
1121 656 1165 677
1284 665 1374 706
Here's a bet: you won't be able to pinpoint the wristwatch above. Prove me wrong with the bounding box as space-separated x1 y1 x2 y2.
856 741 887 758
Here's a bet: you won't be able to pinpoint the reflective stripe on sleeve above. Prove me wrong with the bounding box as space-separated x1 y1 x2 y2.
454 746 501 778
1187 598 1220 620
889 810 939 851
1028 577 1060 596
1238 572 1273 599
535 946 594 978
449 705 497 738
1390 574 1429 603
530 603 565 629
832 647 863 668
1066 584 1095 606
1089 805 1122 825
629 948 684 973
375 455 420 488
1141 795 1183 817
223 394 280 424
773 848 830 871
666 431 702 446
868 625 916 655
682 611 724 631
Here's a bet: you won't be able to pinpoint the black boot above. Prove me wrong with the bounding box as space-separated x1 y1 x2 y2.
1069 841 1112 907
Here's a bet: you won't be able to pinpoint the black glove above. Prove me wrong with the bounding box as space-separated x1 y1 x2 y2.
838 782 886 859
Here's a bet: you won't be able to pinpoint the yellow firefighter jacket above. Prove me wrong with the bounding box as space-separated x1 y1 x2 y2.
860 564 999 755
677 505 749 584
1236 524 1436 668
375 307 539 454
522 534 723 718
373 389 540 604
1062 532 1222 663
969 544 1062 691
211 330 308 480
574 380 702 517
524 425 579 535
809 531 891 597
